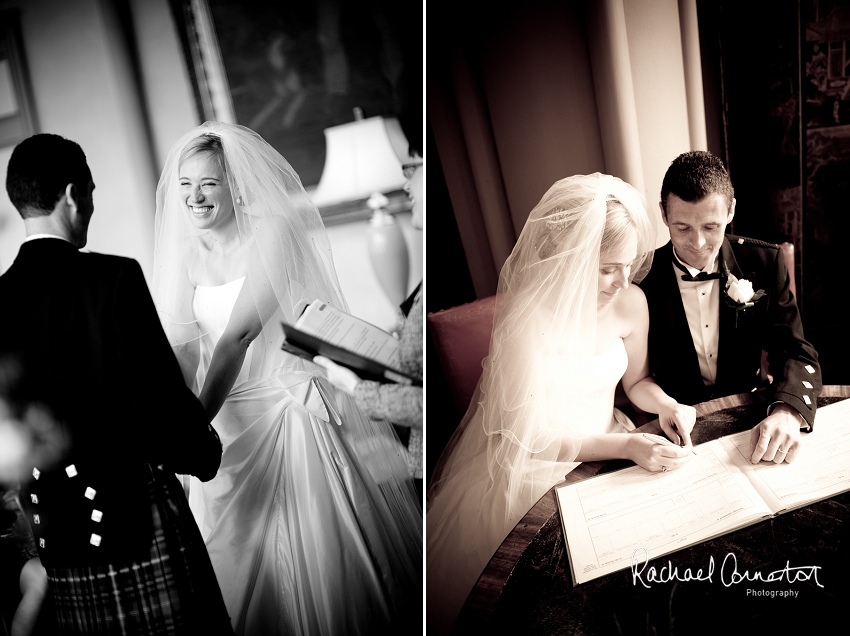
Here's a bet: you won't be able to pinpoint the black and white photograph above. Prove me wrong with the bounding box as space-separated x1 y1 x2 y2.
0 0 422 634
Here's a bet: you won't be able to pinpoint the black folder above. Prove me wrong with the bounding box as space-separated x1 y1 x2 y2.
281 322 422 386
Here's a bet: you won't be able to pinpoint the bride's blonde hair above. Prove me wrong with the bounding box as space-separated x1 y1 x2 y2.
601 199 635 255
179 133 224 169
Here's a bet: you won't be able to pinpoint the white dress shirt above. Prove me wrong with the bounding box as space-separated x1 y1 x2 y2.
673 246 808 430
672 247 721 386
24 234 71 243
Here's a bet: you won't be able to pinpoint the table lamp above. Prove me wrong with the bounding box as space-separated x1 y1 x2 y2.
311 108 412 314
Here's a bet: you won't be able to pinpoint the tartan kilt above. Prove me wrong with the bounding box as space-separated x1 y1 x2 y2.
44 465 233 636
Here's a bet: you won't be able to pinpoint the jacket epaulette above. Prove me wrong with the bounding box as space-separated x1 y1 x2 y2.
729 235 779 250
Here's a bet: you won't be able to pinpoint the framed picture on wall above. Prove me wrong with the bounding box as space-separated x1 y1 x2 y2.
169 0 422 220
0 9 38 148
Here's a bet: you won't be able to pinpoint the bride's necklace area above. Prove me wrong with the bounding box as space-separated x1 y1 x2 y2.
191 232 251 286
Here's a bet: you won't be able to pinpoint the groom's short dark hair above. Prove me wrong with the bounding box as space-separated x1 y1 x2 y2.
660 150 734 213
6 133 92 219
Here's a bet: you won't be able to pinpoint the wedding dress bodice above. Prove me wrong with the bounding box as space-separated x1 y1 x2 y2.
551 337 630 435
187 274 420 636
192 276 253 387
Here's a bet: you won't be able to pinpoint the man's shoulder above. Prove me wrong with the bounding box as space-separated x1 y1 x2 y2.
78 250 139 265
0 248 136 283
637 244 672 288
726 234 780 252
77 251 144 276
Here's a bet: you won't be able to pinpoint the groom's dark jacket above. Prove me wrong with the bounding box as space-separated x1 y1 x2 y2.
0 238 222 567
638 235 822 428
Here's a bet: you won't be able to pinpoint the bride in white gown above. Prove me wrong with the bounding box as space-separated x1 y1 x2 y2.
152 122 421 635
426 174 697 635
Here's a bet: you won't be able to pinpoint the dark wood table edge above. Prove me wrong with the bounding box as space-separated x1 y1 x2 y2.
456 385 850 630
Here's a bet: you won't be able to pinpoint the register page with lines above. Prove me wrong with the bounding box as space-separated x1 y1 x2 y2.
556 399 850 585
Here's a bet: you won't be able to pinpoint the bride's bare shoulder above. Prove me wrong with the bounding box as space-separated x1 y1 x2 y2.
623 282 646 304
615 284 648 321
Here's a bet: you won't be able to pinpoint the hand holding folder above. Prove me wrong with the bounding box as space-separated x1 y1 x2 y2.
280 300 421 386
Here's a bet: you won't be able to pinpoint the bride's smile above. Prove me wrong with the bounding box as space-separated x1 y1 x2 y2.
179 152 235 231
191 204 213 216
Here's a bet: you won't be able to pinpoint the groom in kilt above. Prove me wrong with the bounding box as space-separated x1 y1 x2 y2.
0 133 234 635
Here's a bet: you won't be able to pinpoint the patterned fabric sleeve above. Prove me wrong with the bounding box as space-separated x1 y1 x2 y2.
353 285 423 478
353 381 422 428
2 488 38 562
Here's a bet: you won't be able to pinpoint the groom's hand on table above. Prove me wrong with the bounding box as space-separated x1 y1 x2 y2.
749 403 803 464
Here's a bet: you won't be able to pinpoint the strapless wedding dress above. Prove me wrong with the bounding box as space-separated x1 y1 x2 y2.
187 278 421 635
426 338 634 635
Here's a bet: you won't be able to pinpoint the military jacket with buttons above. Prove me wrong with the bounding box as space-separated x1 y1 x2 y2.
0 239 222 567
638 235 822 428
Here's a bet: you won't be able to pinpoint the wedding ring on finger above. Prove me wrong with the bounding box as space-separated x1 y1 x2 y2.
777 448 788 454
661 466 668 472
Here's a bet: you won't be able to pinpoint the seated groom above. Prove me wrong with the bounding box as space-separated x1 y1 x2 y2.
638 151 821 464
0 133 234 634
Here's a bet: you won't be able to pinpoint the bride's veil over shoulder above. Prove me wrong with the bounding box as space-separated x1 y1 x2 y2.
152 121 348 385
428 173 655 525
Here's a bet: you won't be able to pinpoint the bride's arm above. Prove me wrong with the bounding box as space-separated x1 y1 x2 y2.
170 262 201 392
198 221 288 419
198 322 255 420
574 433 691 472
619 286 696 445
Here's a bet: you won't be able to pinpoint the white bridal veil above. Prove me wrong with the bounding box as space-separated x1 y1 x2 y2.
426 174 655 635
152 121 418 509
152 121 347 385
428 172 656 528
152 123 422 634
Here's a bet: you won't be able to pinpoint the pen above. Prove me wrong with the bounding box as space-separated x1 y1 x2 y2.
672 423 684 446
642 433 698 455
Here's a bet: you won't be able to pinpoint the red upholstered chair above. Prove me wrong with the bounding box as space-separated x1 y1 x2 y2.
426 295 497 419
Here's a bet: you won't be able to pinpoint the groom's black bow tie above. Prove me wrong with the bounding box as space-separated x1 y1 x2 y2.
672 257 723 282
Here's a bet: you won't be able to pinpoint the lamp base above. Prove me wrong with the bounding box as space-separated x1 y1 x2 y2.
367 208 410 314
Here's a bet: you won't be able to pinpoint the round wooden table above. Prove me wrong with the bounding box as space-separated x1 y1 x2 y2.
453 386 850 635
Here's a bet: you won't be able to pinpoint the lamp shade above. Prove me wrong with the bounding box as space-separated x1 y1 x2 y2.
310 115 410 207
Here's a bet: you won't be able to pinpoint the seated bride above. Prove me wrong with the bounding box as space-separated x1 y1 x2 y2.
426 173 696 635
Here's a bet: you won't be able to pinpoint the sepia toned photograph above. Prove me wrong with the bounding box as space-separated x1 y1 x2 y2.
426 0 850 634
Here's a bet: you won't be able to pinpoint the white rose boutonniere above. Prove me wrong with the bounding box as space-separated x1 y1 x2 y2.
723 267 766 326
727 277 755 304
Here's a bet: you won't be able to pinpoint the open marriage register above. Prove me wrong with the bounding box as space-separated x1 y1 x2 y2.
556 398 850 585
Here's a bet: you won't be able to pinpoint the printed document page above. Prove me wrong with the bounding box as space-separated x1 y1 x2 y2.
296 300 401 367
718 399 850 514
557 441 773 585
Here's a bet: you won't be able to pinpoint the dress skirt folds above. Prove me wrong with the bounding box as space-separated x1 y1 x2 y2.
187 374 422 635
45 465 233 636
186 278 422 635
